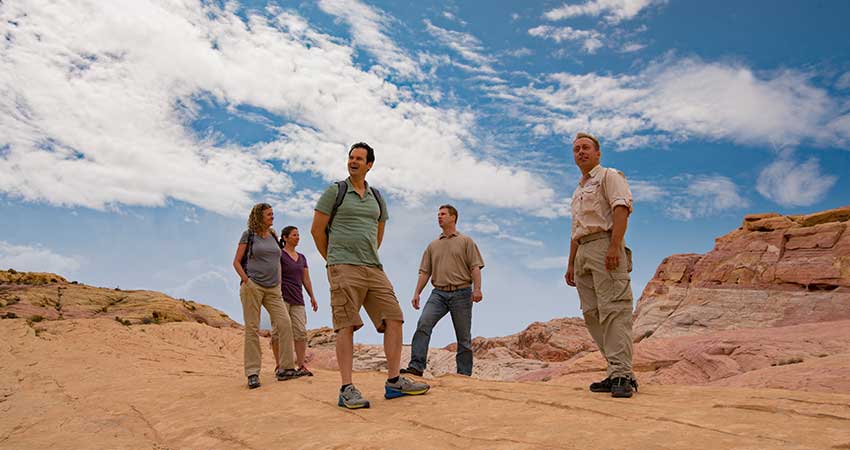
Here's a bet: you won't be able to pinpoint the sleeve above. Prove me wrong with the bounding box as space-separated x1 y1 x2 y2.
377 191 389 223
238 230 250 244
418 244 432 275
314 183 339 215
604 169 633 213
301 253 308 269
466 238 485 270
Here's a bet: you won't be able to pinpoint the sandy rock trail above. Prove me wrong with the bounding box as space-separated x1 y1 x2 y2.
2 319 849 450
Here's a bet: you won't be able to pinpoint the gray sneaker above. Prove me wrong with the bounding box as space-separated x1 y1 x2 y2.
338 385 370 409
385 376 430 399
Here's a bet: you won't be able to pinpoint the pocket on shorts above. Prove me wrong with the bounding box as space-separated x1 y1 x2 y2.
624 246 633 273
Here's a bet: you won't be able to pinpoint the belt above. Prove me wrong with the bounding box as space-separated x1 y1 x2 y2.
433 284 471 292
577 231 611 245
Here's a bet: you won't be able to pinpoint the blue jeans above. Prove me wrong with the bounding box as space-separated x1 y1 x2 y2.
408 288 473 376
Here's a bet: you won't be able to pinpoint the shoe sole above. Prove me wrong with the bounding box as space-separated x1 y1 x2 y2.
589 387 611 393
338 397 370 409
384 386 430 399
611 391 633 398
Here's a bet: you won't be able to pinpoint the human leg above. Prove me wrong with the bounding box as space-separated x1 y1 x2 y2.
264 288 295 372
408 290 449 372
239 281 263 378
447 289 473 376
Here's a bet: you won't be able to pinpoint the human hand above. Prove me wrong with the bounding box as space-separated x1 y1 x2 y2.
605 245 620 271
565 266 576 287
472 289 483 303
310 297 318 312
412 294 420 310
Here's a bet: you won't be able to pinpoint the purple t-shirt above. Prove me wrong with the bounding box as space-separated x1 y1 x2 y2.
281 250 308 305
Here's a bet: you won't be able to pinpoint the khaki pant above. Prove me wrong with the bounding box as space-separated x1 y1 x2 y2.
284 302 307 341
240 279 294 377
327 264 404 333
574 234 634 379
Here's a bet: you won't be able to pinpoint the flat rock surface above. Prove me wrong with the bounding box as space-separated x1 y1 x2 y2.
3 318 850 450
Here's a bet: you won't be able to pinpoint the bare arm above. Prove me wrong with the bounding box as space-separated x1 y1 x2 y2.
232 243 249 284
302 267 318 312
411 272 430 310
311 211 330 261
565 239 578 287
606 205 630 271
377 221 386 248
471 266 483 302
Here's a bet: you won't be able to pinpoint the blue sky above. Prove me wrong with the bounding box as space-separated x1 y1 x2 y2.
2 0 849 346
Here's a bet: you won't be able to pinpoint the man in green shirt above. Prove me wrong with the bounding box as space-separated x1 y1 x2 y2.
311 142 430 410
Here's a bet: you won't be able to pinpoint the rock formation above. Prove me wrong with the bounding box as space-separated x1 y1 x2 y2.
0 269 237 328
634 206 850 340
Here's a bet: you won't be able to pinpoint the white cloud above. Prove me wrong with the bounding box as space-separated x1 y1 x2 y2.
0 241 81 274
620 42 646 53
630 180 665 202
756 156 837 207
469 216 544 247
0 1 563 218
525 256 567 270
423 20 496 73
544 0 663 24
836 71 850 90
528 25 604 54
316 0 423 79
666 175 749 220
505 57 849 150
441 11 467 26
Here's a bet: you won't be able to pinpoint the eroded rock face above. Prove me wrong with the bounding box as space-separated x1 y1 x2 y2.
0 270 237 328
634 206 850 340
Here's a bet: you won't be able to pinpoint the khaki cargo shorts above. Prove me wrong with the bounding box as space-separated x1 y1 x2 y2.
327 264 404 333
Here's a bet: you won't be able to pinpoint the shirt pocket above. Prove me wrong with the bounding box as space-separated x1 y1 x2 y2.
579 182 602 215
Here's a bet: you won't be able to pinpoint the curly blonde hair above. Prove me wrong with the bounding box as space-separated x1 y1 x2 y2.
247 203 272 234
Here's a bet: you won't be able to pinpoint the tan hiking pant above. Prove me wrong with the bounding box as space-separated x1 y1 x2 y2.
240 279 294 377
574 233 634 379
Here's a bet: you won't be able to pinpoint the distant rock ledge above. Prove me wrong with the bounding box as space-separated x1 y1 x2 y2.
0 269 237 328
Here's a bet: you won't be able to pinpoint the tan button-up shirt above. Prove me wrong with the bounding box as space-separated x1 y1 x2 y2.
419 231 485 289
570 165 633 240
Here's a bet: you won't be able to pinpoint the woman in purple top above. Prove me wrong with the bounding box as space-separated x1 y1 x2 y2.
272 225 319 376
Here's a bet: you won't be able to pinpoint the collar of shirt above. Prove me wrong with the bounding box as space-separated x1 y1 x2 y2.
344 177 372 197
439 230 459 239
581 164 603 185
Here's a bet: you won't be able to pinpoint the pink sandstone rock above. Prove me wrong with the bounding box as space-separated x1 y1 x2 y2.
634 206 850 340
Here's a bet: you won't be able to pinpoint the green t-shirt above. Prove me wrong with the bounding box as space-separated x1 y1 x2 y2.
315 179 389 268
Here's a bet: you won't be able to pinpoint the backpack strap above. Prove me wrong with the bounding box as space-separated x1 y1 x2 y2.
370 186 384 222
240 230 255 272
326 180 349 234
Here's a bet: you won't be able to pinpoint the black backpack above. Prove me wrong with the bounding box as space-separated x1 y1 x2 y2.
326 180 384 235
240 229 283 274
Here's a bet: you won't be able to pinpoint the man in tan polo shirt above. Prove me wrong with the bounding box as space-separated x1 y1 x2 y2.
565 132 637 398
401 204 484 376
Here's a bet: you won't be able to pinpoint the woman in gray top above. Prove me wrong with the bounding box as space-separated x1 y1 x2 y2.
232 203 299 389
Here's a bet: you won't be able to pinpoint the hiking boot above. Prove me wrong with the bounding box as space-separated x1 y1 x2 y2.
385 376 430 399
296 365 314 377
400 366 424 377
276 368 299 381
589 377 612 393
247 374 260 389
338 385 370 409
610 377 634 398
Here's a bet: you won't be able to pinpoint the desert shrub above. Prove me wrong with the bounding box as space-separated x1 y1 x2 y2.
141 316 155 325
7 268 17 274
28 315 45 323
1 312 18 319
114 316 131 326
772 357 804 366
